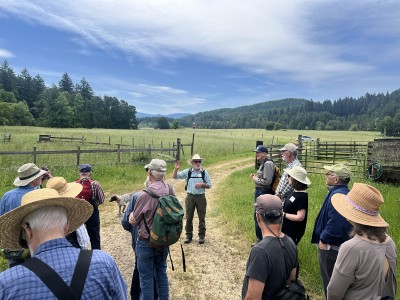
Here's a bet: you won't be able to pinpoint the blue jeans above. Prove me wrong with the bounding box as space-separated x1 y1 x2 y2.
136 239 169 300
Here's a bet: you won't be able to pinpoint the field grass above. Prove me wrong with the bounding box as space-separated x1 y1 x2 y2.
1 126 396 297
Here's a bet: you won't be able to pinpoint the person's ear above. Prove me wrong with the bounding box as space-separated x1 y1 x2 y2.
64 222 70 234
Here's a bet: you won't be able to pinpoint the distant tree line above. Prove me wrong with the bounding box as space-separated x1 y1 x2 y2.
178 94 400 135
0 60 138 129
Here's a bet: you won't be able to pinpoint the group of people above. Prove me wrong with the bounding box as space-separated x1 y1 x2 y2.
0 154 212 299
0 163 126 299
0 144 397 299
245 143 397 299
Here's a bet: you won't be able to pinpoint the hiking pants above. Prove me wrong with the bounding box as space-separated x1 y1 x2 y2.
318 247 339 298
185 193 207 239
85 200 101 249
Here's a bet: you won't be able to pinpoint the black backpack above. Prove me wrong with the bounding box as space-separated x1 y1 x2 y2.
185 169 206 191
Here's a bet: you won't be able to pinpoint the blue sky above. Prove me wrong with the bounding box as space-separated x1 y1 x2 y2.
1 1 400 115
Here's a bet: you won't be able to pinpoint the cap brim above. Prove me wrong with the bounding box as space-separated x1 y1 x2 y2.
331 193 388 227
0 197 93 250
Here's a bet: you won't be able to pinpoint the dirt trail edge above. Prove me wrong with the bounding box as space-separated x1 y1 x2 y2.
101 157 254 300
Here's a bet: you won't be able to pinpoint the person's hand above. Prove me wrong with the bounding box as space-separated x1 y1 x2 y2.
319 241 330 250
250 173 255 179
129 212 136 224
195 182 204 189
175 160 181 170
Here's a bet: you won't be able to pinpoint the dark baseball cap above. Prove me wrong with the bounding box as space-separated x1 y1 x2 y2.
79 164 92 173
252 145 268 153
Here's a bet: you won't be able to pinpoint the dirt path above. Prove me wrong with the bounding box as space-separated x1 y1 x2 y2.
101 157 254 299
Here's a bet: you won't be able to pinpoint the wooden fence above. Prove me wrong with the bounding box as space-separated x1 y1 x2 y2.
259 136 369 178
0 140 181 169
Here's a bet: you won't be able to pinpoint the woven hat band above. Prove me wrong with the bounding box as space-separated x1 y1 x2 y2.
19 169 41 181
346 195 378 216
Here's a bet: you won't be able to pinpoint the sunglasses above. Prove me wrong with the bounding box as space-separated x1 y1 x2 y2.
192 160 202 164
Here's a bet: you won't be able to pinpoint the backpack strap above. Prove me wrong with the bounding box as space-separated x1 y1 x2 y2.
142 184 174 234
185 169 206 190
22 250 93 300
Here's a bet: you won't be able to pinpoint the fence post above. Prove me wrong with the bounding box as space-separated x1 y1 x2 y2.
316 138 320 160
176 138 181 161
191 133 195 156
333 142 336 164
77 146 81 166
33 146 37 164
148 144 152 159
117 144 121 164
297 135 303 161
232 142 235 153
255 140 263 170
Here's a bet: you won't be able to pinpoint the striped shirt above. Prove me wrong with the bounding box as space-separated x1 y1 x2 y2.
276 159 302 199
0 238 127 299
176 168 212 195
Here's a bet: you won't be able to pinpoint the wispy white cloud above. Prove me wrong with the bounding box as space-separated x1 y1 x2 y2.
0 48 14 58
1 0 400 114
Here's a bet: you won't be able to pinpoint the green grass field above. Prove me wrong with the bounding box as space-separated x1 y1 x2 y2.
1 126 397 298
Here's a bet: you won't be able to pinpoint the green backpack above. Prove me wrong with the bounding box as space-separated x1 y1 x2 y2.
143 184 184 247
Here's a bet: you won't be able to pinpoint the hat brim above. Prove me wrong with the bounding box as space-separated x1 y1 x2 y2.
187 158 204 165
331 193 388 227
57 182 83 197
13 169 47 187
285 168 311 186
0 197 93 250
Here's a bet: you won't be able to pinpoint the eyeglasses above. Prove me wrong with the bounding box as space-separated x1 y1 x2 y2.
325 172 337 177
192 160 202 164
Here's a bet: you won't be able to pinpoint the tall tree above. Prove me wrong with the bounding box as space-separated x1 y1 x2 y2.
58 72 74 93
0 60 18 93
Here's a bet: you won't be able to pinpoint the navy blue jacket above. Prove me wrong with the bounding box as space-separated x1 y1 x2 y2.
311 185 352 247
121 191 142 250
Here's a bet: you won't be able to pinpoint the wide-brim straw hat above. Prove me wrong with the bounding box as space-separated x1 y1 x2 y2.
0 188 93 250
13 163 47 186
187 154 205 165
331 183 388 227
285 166 311 186
46 177 83 197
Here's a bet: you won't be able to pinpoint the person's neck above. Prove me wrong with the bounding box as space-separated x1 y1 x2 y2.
29 230 65 253
262 225 284 239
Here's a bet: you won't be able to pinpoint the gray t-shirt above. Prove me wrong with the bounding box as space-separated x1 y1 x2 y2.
242 235 297 299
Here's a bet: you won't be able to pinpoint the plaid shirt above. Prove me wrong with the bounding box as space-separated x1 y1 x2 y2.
276 159 302 199
91 180 105 206
0 238 127 299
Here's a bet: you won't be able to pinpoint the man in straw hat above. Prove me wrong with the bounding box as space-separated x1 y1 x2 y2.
46 176 90 250
327 183 397 300
275 143 302 200
0 188 127 299
242 194 297 299
311 164 353 297
0 163 47 267
173 154 212 244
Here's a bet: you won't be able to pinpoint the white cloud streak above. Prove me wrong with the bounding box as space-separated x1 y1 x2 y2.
1 0 400 113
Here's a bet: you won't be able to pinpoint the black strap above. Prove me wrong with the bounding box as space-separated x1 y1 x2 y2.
70 250 93 299
22 250 93 300
185 169 206 190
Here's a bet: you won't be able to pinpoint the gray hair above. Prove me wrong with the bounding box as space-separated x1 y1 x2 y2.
22 206 68 232
150 169 166 180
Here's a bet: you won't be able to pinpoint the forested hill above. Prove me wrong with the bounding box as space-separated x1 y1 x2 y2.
177 91 400 135
0 61 138 129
